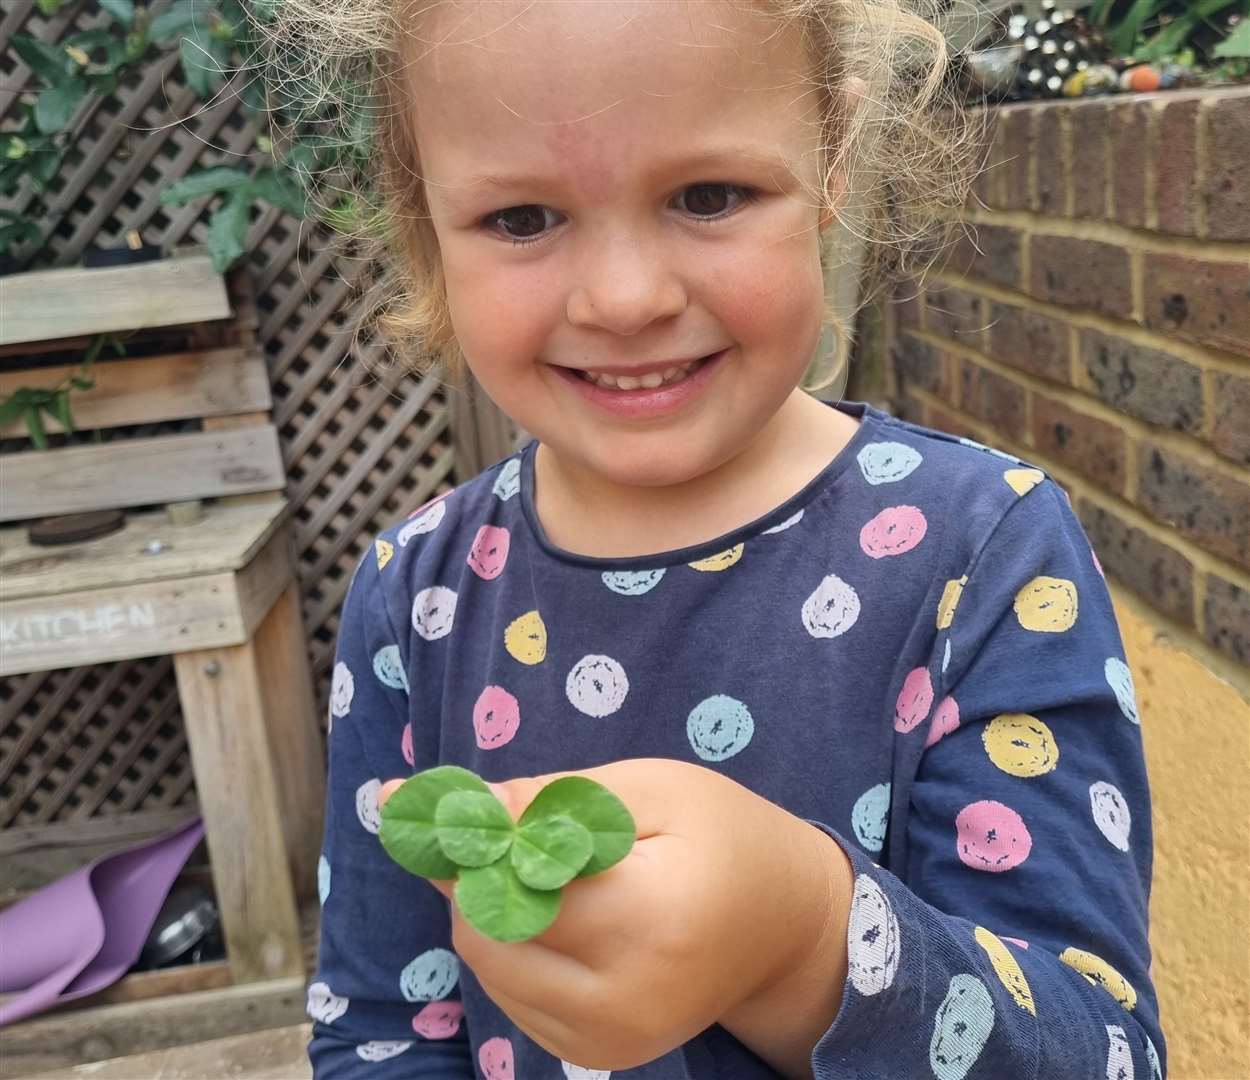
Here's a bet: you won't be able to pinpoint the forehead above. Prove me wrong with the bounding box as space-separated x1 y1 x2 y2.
404 0 820 192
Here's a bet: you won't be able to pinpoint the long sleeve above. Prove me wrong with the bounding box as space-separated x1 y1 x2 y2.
308 545 475 1077
810 478 1165 1080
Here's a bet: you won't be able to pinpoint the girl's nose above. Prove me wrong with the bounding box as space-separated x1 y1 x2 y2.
565 235 687 335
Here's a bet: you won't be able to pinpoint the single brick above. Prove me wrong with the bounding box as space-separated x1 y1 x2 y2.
984 106 1033 211
1203 572 1250 666
1204 92 1250 241
1032 393 1127 493
924 285 985 346
1143 253 1250 358
945 224 1022 290
1110 100 1150 230
1078 500 1195 626
894 334 951 399
1137 444 1250 570
1030 235 1132 320
1155 97 1199 236
970 110 999 207
925 401 981 442
1080 328 1203 434
987 302 1071 384
895 289 923 331
960 359 1028 434
1068 99 1110 219
1211 371 1250 466
1034 105 1067 215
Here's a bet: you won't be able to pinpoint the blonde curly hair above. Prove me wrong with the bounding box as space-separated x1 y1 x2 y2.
258 0 976 396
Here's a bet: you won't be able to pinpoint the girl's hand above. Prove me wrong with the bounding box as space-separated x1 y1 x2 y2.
378 758 852 1075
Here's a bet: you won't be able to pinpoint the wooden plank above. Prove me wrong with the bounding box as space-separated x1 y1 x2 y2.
0 255 231 346
0 426 285 522
252 581 325 902
0 500 287 602
26 1022 313 1080
0 977 307 1079
0 569 252 675
174 642 305 983
0 349 271 439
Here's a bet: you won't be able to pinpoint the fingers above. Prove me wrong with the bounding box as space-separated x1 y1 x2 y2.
378 778 405 808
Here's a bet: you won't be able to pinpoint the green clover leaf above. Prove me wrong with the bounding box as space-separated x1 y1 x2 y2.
434 789 515 868
454 859 563 943
378 766 637 942
517 775 635 877
511 814 593 891
378 765 490 880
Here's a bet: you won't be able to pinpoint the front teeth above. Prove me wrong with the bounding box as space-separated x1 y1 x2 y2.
584 360 701 390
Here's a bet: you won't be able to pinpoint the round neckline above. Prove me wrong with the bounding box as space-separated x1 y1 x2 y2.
517 400 880 569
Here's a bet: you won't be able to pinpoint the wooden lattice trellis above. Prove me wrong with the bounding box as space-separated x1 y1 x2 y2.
0 0 511 838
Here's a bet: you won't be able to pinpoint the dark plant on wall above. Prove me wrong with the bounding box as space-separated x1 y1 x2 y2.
1089 0 1250 71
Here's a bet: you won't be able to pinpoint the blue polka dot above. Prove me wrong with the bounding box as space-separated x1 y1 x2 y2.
857 442 923 485
602 569 666 595
318 854 331 906
851 782 891 854
373 645 409 692
687 695 754 762
400 948 460 1003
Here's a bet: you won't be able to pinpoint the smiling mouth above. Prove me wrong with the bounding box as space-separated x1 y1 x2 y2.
568 354 716 390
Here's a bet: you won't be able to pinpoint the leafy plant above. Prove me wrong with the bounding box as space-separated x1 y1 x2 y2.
379 766 637 943
1088 0 1248 62
0 334 121 449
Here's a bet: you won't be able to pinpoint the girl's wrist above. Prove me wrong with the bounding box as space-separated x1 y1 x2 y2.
719 822 853 1077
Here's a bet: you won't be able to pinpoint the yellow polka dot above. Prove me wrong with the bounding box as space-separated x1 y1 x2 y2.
375 538 394 571
936 575 967 630
1014 576 1078 632
982 714 1059 777
1059 947 1137 1010
975 926 1035 1015
689 544 744 572
504 610 547 665
1004 468 1045 496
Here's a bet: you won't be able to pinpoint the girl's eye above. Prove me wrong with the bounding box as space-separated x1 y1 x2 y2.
485 204 560 245
677 183 753 220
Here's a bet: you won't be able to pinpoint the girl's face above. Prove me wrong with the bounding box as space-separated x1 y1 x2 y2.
409 0 830 492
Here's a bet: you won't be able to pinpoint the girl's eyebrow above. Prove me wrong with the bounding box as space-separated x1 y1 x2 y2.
439 146 802 204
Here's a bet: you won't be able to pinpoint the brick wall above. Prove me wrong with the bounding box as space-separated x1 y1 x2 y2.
872 86 1250 678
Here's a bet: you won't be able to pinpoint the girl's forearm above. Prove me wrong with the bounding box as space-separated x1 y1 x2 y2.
718 825 853 1079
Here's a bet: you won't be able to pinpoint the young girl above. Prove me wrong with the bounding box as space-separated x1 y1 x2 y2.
295 1 1165 1076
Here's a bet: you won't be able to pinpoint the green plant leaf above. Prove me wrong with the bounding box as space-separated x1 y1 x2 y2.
160 165 253 205
35 77 87 134
24 405 48 449
248 167 309 218
11 34 75 85
454 859 563 942
179 21 230 97
35 0 69 16
27 146 64 191
517 776 636 877
1214 18 1250 58
51 389 74 434
379 765 491 880
0 394 28 427
101 0 136 26
206 188 251 271
434 789 516 868
511 814 594 891
149 0 199 44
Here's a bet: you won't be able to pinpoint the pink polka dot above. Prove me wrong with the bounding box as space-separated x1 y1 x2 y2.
479 1036 515 1080
401 723 414 766
956 800 1033 873
894 667 934 733
1003 936 1029 950
412 1000 463 1039
408 491 450 519
468 525 510 580
859 505 928 559
924 695 960 747
473 685 520 750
